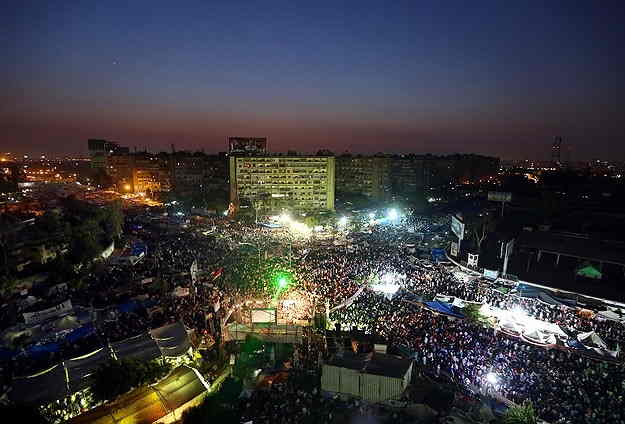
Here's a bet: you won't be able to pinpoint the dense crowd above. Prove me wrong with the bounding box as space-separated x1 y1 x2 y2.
3 210 625 423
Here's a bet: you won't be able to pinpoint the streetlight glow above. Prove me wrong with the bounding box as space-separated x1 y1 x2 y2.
486 372 498 384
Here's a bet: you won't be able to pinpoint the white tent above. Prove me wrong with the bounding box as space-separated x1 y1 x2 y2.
500 320 523 335
577 331 608 350
53 315 81 331
597 309 625 323
523 328 556 345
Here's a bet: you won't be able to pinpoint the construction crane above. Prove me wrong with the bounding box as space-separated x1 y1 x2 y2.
551 136 563 167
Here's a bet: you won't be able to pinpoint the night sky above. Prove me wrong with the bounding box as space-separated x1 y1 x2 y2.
2 1 624 159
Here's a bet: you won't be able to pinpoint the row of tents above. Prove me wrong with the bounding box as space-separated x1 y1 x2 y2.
423 294 620 361
9 321 191 405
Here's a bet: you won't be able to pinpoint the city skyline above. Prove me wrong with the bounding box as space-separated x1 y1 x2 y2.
3 1 625 160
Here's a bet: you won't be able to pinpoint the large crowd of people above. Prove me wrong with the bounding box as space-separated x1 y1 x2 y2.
2 210 625 423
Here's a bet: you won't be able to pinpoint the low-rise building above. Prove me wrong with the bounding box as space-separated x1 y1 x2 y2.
322 352 413 403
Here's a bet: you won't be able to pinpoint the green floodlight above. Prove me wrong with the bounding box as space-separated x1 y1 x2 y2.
274 272 292 291
278 276 288 289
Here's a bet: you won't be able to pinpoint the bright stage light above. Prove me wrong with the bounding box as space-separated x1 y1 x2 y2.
381 273 395 284
371 272 404 297
274 273 292 290
387 209 398 220
486 372 498 384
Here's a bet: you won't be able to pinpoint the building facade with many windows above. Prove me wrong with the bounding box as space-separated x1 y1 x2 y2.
336 155 391 199
229 155 335 213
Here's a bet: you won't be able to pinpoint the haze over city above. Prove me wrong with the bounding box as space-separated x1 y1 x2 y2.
3 1 625 159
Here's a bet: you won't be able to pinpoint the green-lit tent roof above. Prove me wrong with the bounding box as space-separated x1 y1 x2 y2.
576 264 602 280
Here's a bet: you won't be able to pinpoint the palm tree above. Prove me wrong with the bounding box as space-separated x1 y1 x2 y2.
502 401 538 424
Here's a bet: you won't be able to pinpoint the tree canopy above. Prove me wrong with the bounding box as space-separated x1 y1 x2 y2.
91 359 172 402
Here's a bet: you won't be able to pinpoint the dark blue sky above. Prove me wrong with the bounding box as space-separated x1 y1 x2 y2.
2 1 624 159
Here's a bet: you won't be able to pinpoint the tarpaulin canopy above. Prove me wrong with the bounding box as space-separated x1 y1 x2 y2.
431 248 446 262
117 300 141 313
11 364 69 404
26 341 61 357
66 324 96 343
516 283 577 307
577 331 608 349
423 301 465 319
111 333 161 362
150 321 191 357
66 347 113 392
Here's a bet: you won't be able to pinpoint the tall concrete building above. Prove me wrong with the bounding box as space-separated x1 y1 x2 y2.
170 152 228 195
229 155 335 213
87 139 128 169
391 155 421 195
336 155 391 199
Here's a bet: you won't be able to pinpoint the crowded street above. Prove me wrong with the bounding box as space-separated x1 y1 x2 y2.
3 210 625 424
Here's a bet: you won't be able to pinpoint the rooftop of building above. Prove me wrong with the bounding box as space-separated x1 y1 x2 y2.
325 352 412 379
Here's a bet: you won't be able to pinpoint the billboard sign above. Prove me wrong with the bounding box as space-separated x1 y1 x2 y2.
467 253 479 267
251 308 276 323
450 241 459 257
451 215 465 240
488 191 512 202
229 137 267 154
483 269 500 280
431 248 446 262
23 300 73 325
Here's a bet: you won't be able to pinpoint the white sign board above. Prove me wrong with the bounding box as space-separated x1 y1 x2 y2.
483 269 500 280
173 286 190 297
488 191 512 202
190 259 198 285
450 241 459 257
23 300 73 325
451 215 465 240
251 308 276 323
